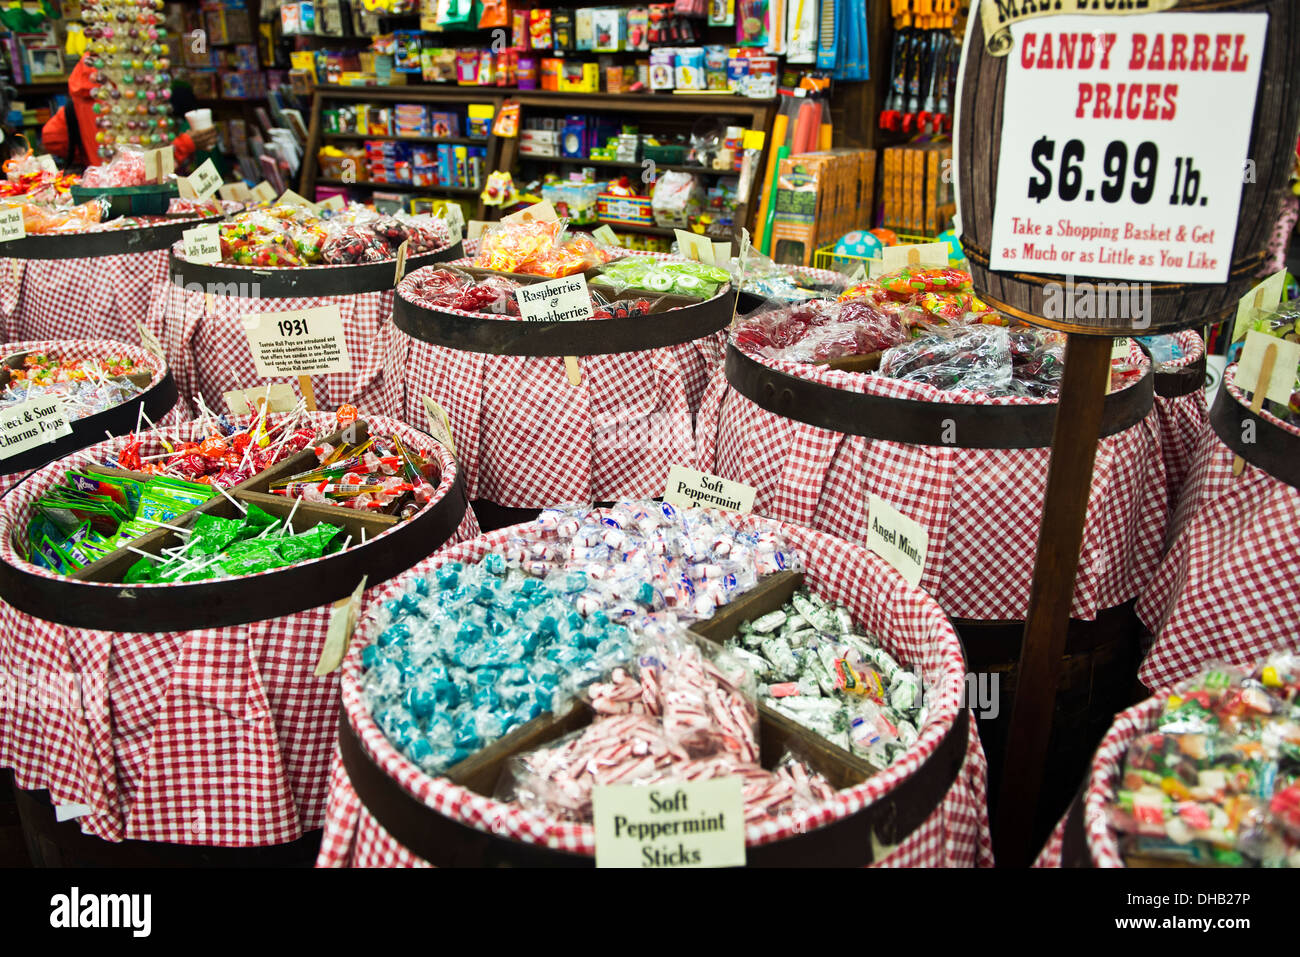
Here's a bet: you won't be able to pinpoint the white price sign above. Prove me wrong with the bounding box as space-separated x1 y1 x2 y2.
182 223 221 264
240 305 351 377
0 207 26 242
662 466 755 514
515 275 594 322
987 13 1267 284
182 158 223 201
0 395 72 460
592 779 745 868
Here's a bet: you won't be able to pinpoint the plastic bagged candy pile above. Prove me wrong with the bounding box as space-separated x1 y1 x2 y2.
122 503 349 585
27 472 214 575
880 325 1071 399
1 151 77 197
1135 334 1186 368
733 298 910 363
269 433 439 515
500 630 837 825
214 202 452 267
839 267 1003 328
725 590 925 768
734 255 849 304
404 266 660 320
1 352 150 423
472 219 620 278
78 148 148 188
596 257 730 298
1107 651 1300 867
360 502 801 775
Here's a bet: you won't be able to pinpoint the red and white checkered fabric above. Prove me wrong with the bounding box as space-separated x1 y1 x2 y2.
388 264 726 506
1150 331 1209 517
1136 364 1300 690
1033 697 1164 868
0 337 174 498
148 248 407 421
316 516 995 867
0 248 171 346
695 340 1169 621
0 411 480 847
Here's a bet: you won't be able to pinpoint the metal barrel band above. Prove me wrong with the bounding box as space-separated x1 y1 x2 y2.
0 467 468 632
168 240 465 298
338 698 967 867
0 369 178 477
0 215 225 260
725 343 1153 448
392 285 735 357
1209 382 1300 491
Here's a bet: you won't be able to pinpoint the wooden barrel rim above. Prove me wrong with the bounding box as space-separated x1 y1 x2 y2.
392 283 735 356
0 468 469 632
1209 378 1300 489
725 342 1154 448
0 214 225 260
337 701 969 867
168 240 465 298
0 368 178 476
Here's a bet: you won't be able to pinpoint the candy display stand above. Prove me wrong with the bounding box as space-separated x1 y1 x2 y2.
1032 697 1165 868
0 212 227 347
389 255 735 518
0 338 177 495
159 237 465 421
0 413 480 861
1144 331 1210 516
694 337 1166 840
1136 365 1300 691
317 516 993 868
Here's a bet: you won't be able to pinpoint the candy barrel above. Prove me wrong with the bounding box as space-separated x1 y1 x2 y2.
955 0 1300 333
1143 331 1210 517
735 264 850 316
390 256 732 523
0 338 177 496
0 412 479 862
1136 365 1300 690
0 214 226 346
696 337 1167 841
158 237 464 421
317 513 993 867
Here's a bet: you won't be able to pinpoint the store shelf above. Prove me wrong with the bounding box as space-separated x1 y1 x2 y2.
316 178 482 196
518 154 738 176
314 84 774 107
322 133 490 146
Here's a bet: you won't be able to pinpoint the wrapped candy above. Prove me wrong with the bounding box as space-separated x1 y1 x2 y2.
595 257 730 299
79 147 149 188
879 325 1079 399
875 265 972 301
1 352 150 423
733 298 909 363
269 433 440 513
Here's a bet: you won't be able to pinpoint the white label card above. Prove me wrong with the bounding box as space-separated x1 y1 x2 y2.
315 576 368 677
182 223 221 264
251 181 277 204
394 239 410 286
276 188 318 211
502 200 559 224
136 321 164 359
1111 337 1131 361
240 305 351 377
675 229 715 264
515 275 594 323
592 224 619 247
662 466 755 514
866 494 928 588
185 158 223 201
219 182 254 203
142 146 174 183
0 396 72 460
1237 330 1300 407
0 207 26 242
222 384 298 416
592 778 746 868
319 194 346 212
880 242 950 271
34 154 58 174
1232 269 1287 342
466 220 490 241
421 396 456 455
988 13 1267 283
53 802 93 822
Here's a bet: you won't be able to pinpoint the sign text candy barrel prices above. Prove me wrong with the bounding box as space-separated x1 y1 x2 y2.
989 14 1267 284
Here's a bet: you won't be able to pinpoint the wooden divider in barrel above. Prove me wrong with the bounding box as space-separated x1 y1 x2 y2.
320 517 991 867
0 413 477 864
163 236 465 421
0 338 178 495
390 256 736 530
0 212 227 345
955 0 1300 864
714 338 1159 843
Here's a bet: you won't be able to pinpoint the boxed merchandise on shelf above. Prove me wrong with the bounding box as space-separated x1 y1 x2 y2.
771 149 876 266
881 143 954 236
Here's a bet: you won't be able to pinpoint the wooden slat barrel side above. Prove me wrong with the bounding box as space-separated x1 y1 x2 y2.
957 0 1300 334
